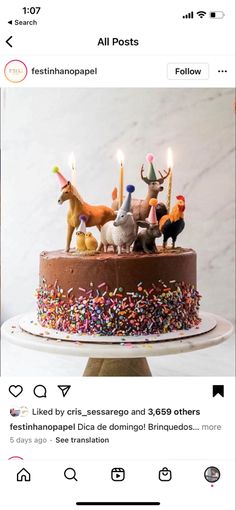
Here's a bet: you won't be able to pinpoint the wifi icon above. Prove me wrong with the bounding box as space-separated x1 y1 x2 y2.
197 10 207 18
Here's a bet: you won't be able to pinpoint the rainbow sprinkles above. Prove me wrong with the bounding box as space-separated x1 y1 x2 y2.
37 280 201 337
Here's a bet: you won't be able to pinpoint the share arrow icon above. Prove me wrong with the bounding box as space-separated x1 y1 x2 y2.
58 385 71 397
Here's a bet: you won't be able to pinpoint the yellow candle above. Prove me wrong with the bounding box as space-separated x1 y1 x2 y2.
69 152 77 187
117 149 124 208
166 147 173 213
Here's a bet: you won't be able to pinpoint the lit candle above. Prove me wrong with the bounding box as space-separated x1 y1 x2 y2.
166 147 173 213
117 149 124 208
68 152 77 187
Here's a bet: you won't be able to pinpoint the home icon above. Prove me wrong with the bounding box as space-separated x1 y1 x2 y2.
17 468 31 482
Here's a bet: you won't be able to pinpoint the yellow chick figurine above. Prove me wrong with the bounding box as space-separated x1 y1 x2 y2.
85 232 98 251
76 232 87 252
76 215 87 252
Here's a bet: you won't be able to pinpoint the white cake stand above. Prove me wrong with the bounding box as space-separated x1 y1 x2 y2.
1 312 233 376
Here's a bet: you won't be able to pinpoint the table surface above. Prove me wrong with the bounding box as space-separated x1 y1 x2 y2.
1 313 233 359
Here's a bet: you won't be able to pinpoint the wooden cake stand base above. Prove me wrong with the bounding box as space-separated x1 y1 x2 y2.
83 357 152 377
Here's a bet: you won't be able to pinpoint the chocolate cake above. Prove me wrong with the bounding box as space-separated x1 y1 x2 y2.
36 152 201 337
37 248 201 336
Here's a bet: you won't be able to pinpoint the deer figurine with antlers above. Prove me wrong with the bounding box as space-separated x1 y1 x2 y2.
111 153 170 221
53 167 116 252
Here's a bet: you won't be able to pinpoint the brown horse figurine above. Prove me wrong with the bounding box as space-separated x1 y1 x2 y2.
58 182 116 251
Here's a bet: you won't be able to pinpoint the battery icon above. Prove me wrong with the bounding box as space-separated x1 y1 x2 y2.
210 11 225 18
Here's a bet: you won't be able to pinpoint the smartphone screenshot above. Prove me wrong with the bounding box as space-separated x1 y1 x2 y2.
0 1 235 509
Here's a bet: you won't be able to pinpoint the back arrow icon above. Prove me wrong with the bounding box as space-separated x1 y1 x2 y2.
6 36 13 47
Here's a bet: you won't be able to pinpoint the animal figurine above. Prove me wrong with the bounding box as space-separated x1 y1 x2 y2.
53 167 116 252
76 215 87 253
111 154 170 221
85 232 98 251
100 185 137 254
159 195 185 248
76 232 87 252
156 202 168 221
133 198 162 254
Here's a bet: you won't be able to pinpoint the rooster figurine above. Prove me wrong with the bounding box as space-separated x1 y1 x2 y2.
159 195 185 248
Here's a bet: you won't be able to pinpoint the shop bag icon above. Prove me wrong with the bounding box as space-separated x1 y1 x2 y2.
158 467 172 482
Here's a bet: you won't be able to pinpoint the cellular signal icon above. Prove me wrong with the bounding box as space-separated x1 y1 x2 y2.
183 11 194 18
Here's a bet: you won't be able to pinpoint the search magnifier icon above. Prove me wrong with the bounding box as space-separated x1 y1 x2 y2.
64 467 78 481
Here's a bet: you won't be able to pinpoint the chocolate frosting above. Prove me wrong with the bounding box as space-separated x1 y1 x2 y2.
39 248 197 295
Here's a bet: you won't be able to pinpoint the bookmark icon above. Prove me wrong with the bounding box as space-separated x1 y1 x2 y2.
212 385 224 398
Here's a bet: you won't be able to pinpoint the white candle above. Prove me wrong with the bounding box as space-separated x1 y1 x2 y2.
69 152 77 187
117 149 125 208
166 147 173 213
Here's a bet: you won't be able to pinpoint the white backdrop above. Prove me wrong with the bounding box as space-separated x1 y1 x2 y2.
1 87 235 375
2 88 235 323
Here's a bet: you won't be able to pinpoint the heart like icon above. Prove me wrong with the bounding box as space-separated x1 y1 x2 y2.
9 385 23 398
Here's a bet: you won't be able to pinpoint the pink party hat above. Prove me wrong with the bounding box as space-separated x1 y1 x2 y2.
146 198 158 224
52 166 68 188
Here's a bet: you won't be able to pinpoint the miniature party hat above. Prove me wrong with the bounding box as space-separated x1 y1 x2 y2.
146 153 157 181
146 198 158 224
120 185 135 212
52 166 68 188
77 214 87 234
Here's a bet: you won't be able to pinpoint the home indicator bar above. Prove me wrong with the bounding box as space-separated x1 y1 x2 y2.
76 503 161 506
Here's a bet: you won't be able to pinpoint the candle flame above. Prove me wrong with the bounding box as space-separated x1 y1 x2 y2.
117 149 124 165
167 147 173 170
68 152 76 170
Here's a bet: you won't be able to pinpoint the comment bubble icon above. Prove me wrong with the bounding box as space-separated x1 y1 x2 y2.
33 385 47 398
